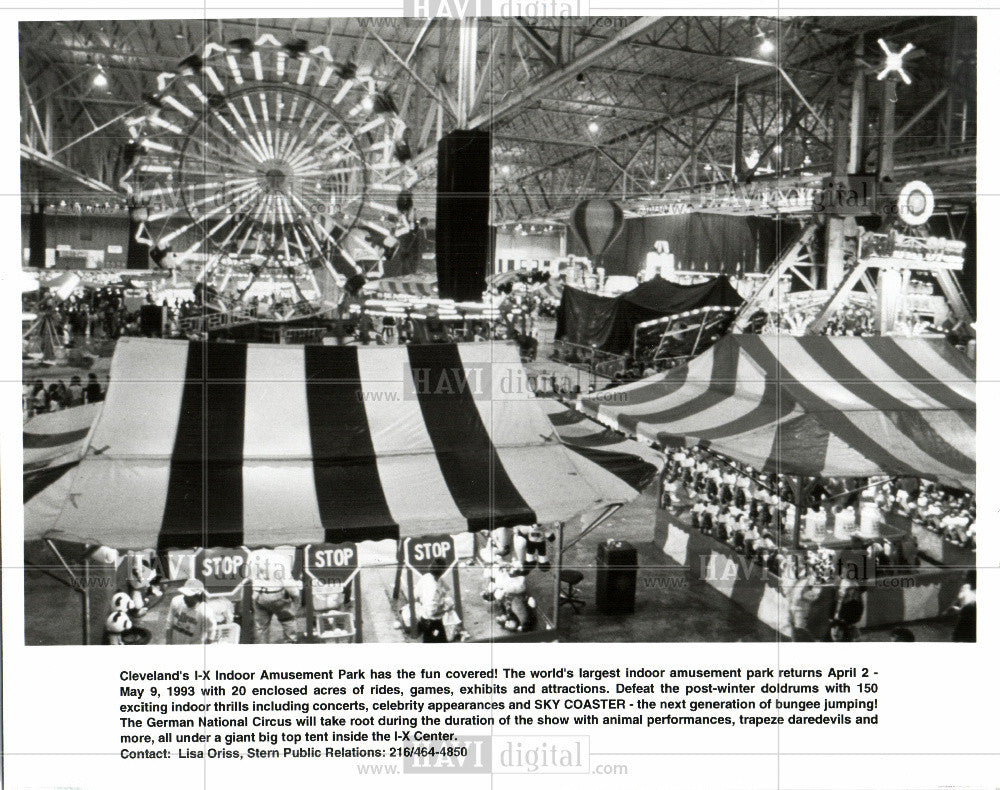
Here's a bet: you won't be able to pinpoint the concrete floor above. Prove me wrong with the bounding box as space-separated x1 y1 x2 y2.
22 486 956 645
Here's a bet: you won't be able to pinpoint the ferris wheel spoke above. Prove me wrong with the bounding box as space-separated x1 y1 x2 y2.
286 191 360 272
185 104 266 169
281 103 338 163
277 97 314 159
223 102 268 163
181 123 262 174
257 92 277 158
161 187 260 248
239 95 275 161
182 189 261 265
179 181 260 221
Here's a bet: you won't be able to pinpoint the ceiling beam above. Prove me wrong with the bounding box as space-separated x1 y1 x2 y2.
409 16 662 168
20 143 119 195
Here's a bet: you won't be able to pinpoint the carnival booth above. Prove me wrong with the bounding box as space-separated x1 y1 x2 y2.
579 334 975 637
24 338 659 645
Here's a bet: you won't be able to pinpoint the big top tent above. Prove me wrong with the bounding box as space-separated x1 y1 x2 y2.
579 334 975 490
25 338 660 552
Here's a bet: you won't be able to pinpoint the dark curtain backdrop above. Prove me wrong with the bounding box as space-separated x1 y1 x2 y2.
555 275 743 354
567 212 789 276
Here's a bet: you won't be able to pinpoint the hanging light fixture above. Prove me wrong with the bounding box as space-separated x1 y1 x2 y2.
92 66 109 89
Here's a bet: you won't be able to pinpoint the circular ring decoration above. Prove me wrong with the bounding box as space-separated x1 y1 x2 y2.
118 34 416 281
896 180 934 227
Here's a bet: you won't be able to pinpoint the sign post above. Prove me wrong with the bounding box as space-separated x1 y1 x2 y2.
302 543 361 642
191 547 250 641
400 535 460 638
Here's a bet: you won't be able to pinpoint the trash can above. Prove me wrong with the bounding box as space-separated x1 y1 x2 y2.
595 539 637 615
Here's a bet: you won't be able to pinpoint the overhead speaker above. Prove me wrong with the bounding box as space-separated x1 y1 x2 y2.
28 204 46 268
435 129 491 302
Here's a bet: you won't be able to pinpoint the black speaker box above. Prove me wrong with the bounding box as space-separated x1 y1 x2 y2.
28 206 46 268
595 539 637 615
139 304 166 337
435 129 491 302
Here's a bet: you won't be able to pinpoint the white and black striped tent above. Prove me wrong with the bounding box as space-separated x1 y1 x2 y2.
25 338 659 551
579 334 975 490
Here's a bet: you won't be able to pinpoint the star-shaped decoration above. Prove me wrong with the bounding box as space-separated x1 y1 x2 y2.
877 38 915 84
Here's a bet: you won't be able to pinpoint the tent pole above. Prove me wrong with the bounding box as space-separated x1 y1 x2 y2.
552 522 564 633
792 477 806 551
83 557 91 646
562 503 624 553
354 575 363 643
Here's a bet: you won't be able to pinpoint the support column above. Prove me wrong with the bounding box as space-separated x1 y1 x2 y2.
848 35 866 174
876 268 903 334
825 88 851 289
456 19 477 127
732 77 744 181
878 77 898 181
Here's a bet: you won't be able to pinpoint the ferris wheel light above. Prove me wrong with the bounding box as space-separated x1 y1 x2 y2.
296 57 310 85
163 95 195 119
204 66 225 93
332 80 354 105
226 55 244 85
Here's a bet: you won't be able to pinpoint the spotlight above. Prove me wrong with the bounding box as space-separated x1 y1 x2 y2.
501 165 511 175
361 94 375 112
92 68 108 89
588 121 600 134
758 37 775 56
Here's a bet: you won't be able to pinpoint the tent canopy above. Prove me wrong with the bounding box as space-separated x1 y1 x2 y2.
579 334 975 490
23 403 100 473
25 338 660 551
555 275 743 354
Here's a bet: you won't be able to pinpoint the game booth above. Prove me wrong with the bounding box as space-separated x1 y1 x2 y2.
23 338 660 645
578 334 976 639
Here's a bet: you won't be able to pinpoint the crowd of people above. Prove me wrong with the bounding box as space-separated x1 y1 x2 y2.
23 373 105 421
659 447 974 583
658 446 977 642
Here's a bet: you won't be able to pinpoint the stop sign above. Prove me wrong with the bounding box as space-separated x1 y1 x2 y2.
303 542 359 586
402 535 456 577
194 547 249 595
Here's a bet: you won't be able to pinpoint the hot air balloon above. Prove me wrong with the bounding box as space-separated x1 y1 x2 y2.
569 199 625 267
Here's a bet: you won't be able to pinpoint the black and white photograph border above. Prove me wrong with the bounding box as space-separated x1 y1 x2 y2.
18 15 976 646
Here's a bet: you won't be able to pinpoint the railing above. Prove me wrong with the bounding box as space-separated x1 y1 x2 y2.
178 308 259 335
552 340 629 381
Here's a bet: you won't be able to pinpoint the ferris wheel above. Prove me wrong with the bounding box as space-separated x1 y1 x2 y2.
117 34 417 297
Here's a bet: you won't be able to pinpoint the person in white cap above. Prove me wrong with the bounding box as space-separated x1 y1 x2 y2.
166 578 212 645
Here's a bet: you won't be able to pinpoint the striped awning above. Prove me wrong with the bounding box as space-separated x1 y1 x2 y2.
25 339 652 550
537 400 662 493
579 335 975 490
362 276 438 298
23 403 100 473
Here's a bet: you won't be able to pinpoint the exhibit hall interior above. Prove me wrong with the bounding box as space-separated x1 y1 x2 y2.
18 16 976 645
